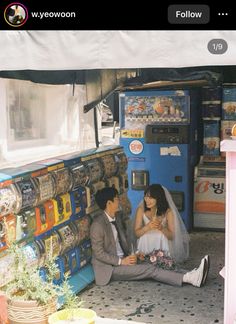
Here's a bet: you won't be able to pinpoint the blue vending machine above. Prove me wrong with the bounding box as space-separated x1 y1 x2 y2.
119 89 200 230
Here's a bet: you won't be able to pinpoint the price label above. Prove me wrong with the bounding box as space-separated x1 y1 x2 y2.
207 39 228 54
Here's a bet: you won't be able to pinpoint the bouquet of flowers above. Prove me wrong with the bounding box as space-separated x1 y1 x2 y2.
146 249 176 270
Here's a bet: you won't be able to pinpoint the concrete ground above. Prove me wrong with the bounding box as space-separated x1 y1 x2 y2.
79 231 225 324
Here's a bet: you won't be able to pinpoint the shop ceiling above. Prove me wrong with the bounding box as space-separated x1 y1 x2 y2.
1 65 236 113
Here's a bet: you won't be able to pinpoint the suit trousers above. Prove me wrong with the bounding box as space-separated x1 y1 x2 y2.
111 263 183 287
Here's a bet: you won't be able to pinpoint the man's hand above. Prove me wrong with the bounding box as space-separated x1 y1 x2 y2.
121 255 137 265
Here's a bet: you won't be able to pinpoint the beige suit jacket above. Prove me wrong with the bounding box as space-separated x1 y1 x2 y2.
90 212 130 286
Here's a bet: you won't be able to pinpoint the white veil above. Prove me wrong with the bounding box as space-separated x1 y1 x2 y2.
162 186 190 263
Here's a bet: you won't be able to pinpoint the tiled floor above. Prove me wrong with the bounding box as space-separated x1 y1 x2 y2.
79 231 225 324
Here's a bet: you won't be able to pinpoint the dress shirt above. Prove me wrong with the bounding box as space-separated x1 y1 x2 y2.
104 212 124 264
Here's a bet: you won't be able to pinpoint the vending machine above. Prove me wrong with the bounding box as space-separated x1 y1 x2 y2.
119 89 200 230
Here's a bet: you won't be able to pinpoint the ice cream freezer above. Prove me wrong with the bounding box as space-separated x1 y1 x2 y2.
193 164 225 230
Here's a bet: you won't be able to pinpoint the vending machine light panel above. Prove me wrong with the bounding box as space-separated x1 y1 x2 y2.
145 125 189 144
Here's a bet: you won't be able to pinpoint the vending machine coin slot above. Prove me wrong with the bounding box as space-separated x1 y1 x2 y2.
169 191 185 212
131 170 149 190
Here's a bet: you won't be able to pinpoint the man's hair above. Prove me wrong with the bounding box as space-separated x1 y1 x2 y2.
95 187 119 210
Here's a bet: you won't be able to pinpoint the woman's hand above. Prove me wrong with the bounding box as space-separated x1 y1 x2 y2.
148 217 162 231
137 252 145 261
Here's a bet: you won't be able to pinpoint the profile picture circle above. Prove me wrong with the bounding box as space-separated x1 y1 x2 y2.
4 3 28 27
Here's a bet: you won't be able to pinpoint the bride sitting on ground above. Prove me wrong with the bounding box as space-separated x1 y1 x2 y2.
134 184 189 263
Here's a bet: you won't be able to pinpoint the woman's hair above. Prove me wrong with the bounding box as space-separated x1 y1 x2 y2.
95 187 118 210
144 184 169 215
